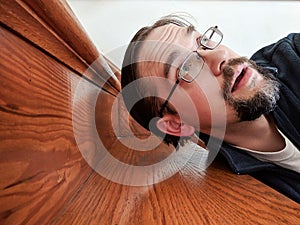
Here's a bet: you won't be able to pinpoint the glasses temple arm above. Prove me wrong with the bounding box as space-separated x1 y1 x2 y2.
159 79 180 117
208 25 218 39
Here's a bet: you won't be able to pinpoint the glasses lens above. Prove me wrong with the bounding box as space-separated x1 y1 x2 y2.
200 27 223 49
179 52 204 82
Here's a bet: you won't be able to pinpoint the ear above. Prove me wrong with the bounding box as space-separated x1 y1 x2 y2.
156 115 195 137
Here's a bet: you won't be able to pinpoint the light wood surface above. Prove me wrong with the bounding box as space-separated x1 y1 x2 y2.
54 156 300 225
0 1 299 225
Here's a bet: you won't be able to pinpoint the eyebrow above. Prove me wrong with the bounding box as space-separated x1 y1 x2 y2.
164 51 180 78
163 26 195 78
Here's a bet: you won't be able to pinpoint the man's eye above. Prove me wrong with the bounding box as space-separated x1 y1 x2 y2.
182 65 190 73
202 36 209 44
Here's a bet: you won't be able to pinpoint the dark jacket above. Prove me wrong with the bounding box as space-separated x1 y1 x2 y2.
200 33 300 203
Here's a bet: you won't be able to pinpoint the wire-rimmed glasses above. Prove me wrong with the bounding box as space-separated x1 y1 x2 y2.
159 26 223 117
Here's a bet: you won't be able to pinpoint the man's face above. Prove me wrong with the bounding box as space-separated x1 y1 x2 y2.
137 24 279 132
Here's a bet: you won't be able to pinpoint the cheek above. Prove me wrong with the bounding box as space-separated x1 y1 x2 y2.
177 84 213 129
183 80 230 129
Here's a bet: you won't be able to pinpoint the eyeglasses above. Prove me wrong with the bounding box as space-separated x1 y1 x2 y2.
159 26 223 117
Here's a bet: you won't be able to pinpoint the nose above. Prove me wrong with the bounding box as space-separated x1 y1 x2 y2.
198 47 228 76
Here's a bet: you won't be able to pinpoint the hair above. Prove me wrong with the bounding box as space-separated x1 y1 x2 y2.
121 14 195 148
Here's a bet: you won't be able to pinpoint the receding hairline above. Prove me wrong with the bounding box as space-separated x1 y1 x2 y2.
136 24 195 80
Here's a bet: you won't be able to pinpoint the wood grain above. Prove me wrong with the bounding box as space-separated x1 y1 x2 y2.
0 23 94 224
0 0 120 95
53 154 300 225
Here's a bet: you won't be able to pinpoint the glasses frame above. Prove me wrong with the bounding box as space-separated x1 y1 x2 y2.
159 26 223 117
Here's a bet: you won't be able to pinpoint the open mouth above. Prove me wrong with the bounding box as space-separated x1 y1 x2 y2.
231 67 246 92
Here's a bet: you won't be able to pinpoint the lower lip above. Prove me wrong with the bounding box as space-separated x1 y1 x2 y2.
235 67 253 90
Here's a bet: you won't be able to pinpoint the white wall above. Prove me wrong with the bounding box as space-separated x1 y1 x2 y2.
68 0 300 68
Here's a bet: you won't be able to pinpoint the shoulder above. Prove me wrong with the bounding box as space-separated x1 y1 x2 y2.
251 33 300 63
251 33 300 80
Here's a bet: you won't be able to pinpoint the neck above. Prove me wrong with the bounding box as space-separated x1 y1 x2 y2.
223 115 285 152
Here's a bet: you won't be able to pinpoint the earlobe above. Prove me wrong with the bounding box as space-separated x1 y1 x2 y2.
180 123 196 137
156 116 195 137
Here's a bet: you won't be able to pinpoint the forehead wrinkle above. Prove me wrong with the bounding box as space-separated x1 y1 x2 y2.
139 25 196 79
163 26 195 78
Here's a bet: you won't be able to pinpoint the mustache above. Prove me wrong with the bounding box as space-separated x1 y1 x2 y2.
222 56 276 84
221 57 280 121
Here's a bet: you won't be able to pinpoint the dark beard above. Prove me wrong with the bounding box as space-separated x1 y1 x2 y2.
222 57 281 121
